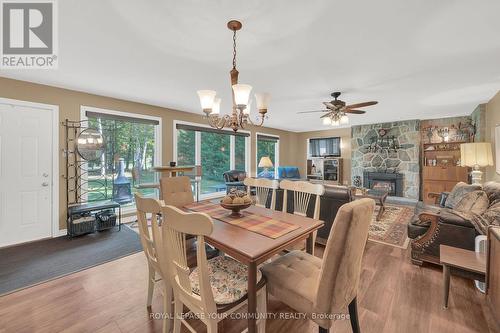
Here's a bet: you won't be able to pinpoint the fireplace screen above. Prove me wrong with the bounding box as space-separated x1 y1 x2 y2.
371 180 395 195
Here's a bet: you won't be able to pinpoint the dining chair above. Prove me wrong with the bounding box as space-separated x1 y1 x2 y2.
244 177 280 210
158 205 267 333
134 193 173 333
261 198 375 333
160 176 194 207
280 179 325 252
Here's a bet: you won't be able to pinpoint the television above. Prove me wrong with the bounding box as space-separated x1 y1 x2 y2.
309 137 341 157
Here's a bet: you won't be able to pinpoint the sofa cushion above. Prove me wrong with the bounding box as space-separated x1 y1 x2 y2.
444 182 482 209
454 190 489 215
483 181 500 206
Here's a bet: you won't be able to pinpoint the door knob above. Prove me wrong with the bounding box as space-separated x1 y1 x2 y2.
42 182 49 187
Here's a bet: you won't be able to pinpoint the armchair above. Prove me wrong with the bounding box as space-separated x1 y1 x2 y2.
222 170 247 194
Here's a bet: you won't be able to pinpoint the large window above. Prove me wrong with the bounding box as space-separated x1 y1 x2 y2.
175 122 249 198
83 108 161 209
256 134 279 178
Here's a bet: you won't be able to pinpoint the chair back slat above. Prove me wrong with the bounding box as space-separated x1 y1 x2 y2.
280 180 325 219
134 194 162 275
160 205 217 314
244 178 280 209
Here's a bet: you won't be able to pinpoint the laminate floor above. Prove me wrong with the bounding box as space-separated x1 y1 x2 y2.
0 242 497 333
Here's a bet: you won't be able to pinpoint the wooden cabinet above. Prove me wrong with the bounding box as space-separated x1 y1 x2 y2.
422 166 468 203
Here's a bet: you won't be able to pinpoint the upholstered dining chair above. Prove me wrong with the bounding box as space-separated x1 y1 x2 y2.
158 205 267 333
160 176 194 207
280 179 325 252
261 198 375 333
134 193 173 333
244 177 280 210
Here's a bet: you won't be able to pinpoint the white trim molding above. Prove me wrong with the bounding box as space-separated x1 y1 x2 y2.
255 132 280 178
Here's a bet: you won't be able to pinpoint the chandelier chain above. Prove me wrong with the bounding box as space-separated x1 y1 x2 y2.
232 30 237 70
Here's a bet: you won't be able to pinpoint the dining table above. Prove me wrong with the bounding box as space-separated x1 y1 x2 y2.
187 201 324 333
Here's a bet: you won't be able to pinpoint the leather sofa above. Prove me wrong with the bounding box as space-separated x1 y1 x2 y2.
408 181 500 266
222 170 247 193
262 184 352 244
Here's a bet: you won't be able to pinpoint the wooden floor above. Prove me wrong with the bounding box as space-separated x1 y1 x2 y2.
0 241 497 333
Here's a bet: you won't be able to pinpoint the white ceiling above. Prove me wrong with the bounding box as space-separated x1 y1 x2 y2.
2 0 500 132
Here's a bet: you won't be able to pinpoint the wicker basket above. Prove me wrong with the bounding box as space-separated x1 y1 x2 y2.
96 209 117 231
69 213 95 236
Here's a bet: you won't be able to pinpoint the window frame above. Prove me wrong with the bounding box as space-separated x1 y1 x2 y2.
80 106 162 213
255 132 280 178
173 120 250 200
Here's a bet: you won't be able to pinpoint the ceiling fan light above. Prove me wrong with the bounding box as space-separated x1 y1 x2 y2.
332 119 340 126
232 84 252 107
340 114 349 124
212 98 221 115
322 117 332 125
197 90 217 111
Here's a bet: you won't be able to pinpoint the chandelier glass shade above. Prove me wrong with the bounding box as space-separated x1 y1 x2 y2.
323 111 349 127
197 20 270 132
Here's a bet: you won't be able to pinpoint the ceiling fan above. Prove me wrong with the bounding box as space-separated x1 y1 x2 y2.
298 92 378 126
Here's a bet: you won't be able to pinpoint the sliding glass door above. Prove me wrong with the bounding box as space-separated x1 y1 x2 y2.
176 122 249 198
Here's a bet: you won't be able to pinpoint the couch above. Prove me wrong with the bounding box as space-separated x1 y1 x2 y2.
408 181 500 266
277 166 301 180
222 170 247 193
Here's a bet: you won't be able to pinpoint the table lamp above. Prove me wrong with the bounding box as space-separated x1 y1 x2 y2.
258 156 274 178
460 142 493 184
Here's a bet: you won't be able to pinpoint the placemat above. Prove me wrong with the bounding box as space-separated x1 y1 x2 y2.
184 201 300 239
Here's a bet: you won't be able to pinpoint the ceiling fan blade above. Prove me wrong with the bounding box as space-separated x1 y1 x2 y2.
344 109 366 114
296 110 329 114
346 101 378 109
320 113 332 119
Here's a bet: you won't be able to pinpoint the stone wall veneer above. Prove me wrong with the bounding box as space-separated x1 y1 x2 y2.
351 120 420 199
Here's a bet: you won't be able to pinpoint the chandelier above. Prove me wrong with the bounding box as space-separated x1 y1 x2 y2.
197 20 270 132
322 111 349 126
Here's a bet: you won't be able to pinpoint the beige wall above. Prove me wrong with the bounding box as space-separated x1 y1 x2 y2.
485 91 500 182
0 77 297 230
294 127 352 185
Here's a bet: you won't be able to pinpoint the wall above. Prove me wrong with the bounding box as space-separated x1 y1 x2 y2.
485 91 500 182
0 77 297 230
471 104 486 142
294 128 351 185
351 120 421 199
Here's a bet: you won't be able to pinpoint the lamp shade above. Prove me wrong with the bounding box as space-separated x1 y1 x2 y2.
232 84 252 106
212 98 221 114
322 117 332 125
340 114 349 125
255 92 271 110
460 142 493 167
197 90 216 110
258 156 274 168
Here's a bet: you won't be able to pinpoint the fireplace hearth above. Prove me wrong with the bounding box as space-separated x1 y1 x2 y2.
363 171 404 197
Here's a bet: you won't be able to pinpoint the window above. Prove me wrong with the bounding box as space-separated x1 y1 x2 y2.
175 122 249 198
83 108 161 209
256 134 279 178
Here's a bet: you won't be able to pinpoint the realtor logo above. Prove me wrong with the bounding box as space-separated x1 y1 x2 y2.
1 0 58 69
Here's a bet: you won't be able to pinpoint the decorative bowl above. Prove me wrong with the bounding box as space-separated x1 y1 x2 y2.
220 201 251 217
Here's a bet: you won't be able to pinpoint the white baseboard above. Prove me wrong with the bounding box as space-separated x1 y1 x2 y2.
54 229 67 237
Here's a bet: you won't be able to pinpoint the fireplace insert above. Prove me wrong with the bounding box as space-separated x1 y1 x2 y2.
363 171 404 197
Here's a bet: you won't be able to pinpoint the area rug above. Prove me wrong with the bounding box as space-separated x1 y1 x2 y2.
0 226 142 296
368 204 413 249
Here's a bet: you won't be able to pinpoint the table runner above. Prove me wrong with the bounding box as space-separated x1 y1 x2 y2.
184 202 300 239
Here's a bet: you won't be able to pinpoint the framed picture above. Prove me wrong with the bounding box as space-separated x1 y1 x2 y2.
496 125 500 174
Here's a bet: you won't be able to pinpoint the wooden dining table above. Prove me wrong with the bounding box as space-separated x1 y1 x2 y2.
200 202 324 333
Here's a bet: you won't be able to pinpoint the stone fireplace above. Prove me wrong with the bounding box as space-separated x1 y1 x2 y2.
363 171 404 197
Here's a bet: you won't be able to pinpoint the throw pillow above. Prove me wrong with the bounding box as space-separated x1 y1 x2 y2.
483 181 500 207
444 182 482 209
453 190 489 215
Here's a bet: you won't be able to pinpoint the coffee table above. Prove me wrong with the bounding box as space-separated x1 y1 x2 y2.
353 188 388 221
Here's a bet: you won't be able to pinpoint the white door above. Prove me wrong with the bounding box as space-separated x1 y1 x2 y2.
0 101 54 247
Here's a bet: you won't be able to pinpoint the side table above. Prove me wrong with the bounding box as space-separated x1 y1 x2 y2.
440 245 486 309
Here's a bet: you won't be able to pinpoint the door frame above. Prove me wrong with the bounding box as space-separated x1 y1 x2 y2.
0 97 60 239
